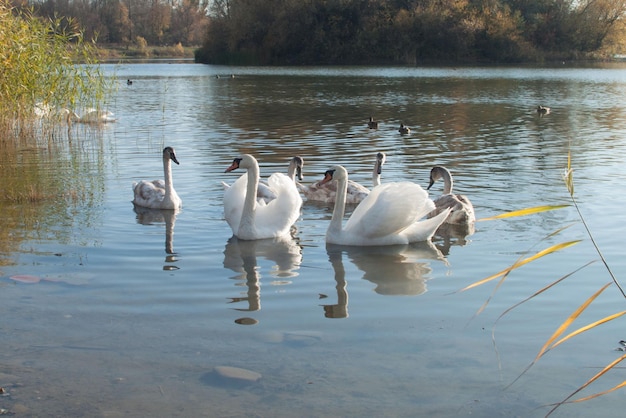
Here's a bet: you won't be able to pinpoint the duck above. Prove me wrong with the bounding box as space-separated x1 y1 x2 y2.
223 156 303 204
536 105 551 115
367 116 379 129
127 79 133 85
319 165 450 246
299 152 385 204
426 166 475 225
223 154 302 240
132 147 182 210
398 123 411 135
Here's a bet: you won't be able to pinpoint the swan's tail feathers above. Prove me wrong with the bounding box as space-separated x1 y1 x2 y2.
221 181 231 190
407 208 451 242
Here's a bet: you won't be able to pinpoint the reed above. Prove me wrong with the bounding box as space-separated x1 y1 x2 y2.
0 0 109 140
466 151 625 415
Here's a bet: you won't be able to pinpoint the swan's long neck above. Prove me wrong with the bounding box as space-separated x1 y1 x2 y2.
372 160 382 187
441 170 454 195
329 174 347 236
239 161 259 235
287 161 296 181
163 157 174 198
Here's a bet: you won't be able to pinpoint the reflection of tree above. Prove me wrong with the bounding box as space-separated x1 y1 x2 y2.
223 236 302 313
327 241 445 299
0 134 106 267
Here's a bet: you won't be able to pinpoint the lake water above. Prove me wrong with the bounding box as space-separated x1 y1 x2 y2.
2 62 626 417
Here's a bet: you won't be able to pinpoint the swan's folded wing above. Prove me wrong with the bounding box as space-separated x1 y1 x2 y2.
255 173 302 235
257 181 278 203
133 180 165 205
344 182 433 238
223 173 248 231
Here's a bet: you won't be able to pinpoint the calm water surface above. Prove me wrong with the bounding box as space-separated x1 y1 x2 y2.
2 63 626 417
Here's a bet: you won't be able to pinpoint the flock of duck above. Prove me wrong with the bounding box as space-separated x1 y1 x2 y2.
132 146 476 247
368 116 411 135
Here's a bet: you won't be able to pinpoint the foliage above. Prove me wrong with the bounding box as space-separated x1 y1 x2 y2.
26 0 210 46
0 0 108 136
196 0 626 65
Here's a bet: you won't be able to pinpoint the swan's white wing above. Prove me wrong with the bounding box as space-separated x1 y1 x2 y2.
133 180 165 208
257 181 278 203
343 182 433 238
254 173 302 237
402 209 450 242
224 179 278 205
223 173 248 233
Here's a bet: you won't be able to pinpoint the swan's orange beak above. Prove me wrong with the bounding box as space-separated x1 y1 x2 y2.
225 158 242 173
318 170 335 186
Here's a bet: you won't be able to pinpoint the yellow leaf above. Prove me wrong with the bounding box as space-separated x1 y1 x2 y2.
546 354 626 416
478 205 569 221
570 380 626 403
535 282 612 361
551 310 626 350
459 241 581 292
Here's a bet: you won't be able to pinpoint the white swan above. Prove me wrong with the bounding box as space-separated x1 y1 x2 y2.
75 108 117 123
132 147 182 210
223 154 302 240
299 152 385 204
426 166 475 225
222 156 303 204
34 103 116 124
320 165 450 246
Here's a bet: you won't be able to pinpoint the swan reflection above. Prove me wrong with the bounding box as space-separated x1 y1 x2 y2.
433 222 475 256
327 241 445 301
223 236 302 315
133 205 179 269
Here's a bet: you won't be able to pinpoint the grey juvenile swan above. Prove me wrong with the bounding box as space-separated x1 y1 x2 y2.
426 166 475 225
132 147 182 210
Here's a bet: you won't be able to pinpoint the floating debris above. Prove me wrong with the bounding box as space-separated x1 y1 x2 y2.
213 366 261 383
234 317 258 325
9 275 41 284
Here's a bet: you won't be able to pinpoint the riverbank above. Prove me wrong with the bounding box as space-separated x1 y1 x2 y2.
96 43 198 61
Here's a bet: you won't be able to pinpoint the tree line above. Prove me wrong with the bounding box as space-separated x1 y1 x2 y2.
196 0 626 65
10 0 209 47
7 0 626 64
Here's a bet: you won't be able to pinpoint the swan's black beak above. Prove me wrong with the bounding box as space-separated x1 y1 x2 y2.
170 153 180 165
427 177 434 190
225 158 242 173
296 165 303 181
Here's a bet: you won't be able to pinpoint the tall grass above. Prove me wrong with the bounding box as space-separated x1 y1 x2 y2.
0 0 109 268
0 0 109 140
465 151 626 416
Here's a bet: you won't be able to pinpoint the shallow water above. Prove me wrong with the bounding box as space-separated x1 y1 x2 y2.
2 63 626 417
